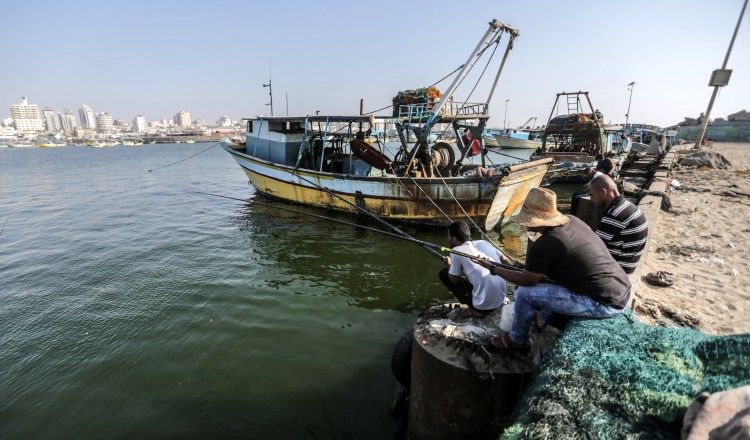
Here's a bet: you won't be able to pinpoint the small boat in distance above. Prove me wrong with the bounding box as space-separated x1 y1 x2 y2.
221 19 551 230
36 138 66 147
489 118 545 149
8 139 36 148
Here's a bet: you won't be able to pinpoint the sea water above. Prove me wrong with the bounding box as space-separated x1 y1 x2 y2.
0 143 573 439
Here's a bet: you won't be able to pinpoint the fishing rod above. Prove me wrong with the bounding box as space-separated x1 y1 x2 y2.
193 191 549 280
286 168 444 259
0 208 13 236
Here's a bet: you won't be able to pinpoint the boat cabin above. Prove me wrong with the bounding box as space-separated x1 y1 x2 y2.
242 115 375 175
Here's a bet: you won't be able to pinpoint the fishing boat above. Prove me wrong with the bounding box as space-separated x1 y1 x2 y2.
8 140 36 148
531 91 630 183
490 118 545 149
221 19 551 230
36 138 66 147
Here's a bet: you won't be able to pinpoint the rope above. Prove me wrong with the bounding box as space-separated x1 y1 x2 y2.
147 142 220 172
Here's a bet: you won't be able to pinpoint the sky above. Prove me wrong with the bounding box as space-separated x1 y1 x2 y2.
2 0 748 128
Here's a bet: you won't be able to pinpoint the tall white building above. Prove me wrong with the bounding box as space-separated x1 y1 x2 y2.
43 107 63 132
174 111 191 127
10 96 45 132
79 104 96 130
62 109 77 133
96 112 113 133
133 115 146 133
217 115 233 127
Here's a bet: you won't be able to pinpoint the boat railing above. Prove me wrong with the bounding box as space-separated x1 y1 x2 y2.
398 102 488 121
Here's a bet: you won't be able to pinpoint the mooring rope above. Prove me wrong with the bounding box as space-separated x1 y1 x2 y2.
147 142 220 172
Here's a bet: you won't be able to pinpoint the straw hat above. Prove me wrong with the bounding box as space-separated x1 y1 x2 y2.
509 187 570 228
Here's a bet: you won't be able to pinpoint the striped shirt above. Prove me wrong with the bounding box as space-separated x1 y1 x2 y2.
595 195 648 274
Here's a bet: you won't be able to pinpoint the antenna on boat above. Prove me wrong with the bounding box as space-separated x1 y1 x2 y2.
263 60 274 116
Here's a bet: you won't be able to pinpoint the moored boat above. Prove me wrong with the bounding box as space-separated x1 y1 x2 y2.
493 129 545 149
8 140 36 148
221 19 552 230
36 138 66 147
531 91 630 183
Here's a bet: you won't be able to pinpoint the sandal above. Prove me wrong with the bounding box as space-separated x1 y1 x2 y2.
489 333 530 354
533 310 546 332
646 271 674 287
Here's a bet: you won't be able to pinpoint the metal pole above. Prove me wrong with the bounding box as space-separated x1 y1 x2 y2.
625 82 635 127
503 99 509 129
694 0 748 149
263 80 274 116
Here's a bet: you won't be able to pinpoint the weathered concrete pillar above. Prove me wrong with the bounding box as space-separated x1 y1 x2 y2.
406 304 559 439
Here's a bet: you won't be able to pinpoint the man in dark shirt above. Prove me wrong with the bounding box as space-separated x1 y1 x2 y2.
474 187 631 351
587 175 648 274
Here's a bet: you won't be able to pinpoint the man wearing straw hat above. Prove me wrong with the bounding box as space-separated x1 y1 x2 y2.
474 187 631 351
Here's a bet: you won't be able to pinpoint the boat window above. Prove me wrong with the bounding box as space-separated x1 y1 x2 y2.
247 121 253 133
267 121 305 134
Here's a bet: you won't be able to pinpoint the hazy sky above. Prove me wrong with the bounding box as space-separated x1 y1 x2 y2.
2 0 748 128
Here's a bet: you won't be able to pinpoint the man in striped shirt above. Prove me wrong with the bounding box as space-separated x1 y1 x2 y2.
586 175 649 274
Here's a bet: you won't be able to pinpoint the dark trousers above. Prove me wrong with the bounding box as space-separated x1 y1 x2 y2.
570 190 589 216
438 268 486 312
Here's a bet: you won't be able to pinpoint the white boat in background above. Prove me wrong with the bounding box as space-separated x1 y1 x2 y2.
8 141 36 148
492 125 545 149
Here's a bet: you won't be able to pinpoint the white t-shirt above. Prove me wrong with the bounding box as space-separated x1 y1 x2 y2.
448 240 507 310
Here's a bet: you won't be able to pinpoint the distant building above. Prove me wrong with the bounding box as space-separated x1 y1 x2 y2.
728 110 750 122
10 96 45 132
96 112 113 133
217 115 234 127
174 111 191 127
133 115 146 133
194 118 205 126
43 107 62 132
62 109 77 133
79 104 96 130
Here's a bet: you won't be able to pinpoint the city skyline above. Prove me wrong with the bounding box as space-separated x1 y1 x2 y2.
2 0 748 128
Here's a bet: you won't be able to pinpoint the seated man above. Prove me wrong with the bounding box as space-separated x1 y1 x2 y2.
439 222 507 318
587 175 648 274
474 187 631 350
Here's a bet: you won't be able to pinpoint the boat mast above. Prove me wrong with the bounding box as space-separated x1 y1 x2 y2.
425 19 511 130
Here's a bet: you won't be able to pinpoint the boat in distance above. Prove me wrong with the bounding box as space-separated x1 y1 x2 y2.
221 19 552 230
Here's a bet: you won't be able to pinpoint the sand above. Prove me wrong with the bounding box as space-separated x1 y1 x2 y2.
632 142 750 335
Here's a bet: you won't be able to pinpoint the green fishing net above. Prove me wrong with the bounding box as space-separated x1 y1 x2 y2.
500 311 750 439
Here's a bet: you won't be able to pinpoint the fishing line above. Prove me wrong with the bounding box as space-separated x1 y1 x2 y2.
286 169 444 258
147 142 220 172
490 150 529 162
0 208 13 236
193 191 542 279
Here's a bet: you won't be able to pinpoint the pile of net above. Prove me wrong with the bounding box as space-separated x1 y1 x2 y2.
501 311 750 439
391 86 443 117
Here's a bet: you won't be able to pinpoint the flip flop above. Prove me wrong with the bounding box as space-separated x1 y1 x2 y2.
533 310 546 332
646 271 674 287
489 333 530 354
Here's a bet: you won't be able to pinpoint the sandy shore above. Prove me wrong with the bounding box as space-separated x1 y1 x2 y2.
632 142 750 335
